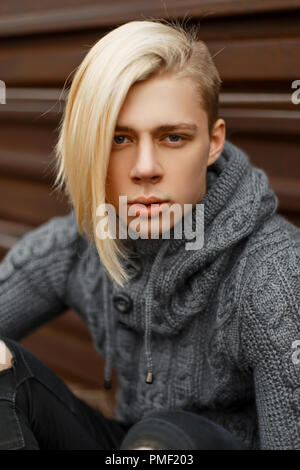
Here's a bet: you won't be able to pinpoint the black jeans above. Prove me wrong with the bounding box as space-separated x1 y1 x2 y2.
0 335 248 450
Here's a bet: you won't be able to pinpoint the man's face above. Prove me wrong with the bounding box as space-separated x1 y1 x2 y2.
105 73 225 238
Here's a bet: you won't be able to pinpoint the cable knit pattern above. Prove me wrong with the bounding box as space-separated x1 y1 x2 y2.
239 223 300 449
0 213 79 339
0 140 300 450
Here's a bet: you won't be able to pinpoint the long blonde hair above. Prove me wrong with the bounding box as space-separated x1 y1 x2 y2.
53 18 221 287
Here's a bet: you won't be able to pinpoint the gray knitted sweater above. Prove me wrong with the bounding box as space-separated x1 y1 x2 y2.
1 140 300 450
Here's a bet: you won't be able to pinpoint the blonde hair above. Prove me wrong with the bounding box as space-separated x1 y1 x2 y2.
53 18 222 287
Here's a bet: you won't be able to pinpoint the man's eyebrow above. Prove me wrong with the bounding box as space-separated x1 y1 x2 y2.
114 123 198 135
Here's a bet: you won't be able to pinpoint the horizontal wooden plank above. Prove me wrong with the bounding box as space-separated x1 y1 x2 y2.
1 32 300 85
1 0 300 37
211 37 300 80
0 218 33 249
269 176 300 211
0 125 58 182
0 88 65 127
279 211 300 228
193 12 300 41
0 33 90 86
228 136 300 179
226 135 300 211
2 95 299 133
4 87 298 109
220 92 297 108
2 88 300 119
0 149 54 182
222 108 300 134
0 177 69 226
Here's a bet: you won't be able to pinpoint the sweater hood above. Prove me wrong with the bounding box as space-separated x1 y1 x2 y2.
100 139 279 389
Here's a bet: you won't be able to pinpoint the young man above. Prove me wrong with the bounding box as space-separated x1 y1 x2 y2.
0 19 299 450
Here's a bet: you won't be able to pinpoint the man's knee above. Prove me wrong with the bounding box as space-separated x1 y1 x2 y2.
0 340 14 371
120 429 168 450
131 446 156 450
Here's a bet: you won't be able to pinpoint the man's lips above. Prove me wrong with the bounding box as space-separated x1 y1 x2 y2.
127 200 170 217
129 196 168 205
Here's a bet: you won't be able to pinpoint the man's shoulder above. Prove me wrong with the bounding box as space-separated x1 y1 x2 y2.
30 209 81 247
6 210 84 270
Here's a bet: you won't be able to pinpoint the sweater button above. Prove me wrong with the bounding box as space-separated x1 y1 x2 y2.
113 293 133 314
125 259 142 280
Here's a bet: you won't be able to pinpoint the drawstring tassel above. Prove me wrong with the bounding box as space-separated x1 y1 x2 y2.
104 379 112 390
143 242 169 387
145 372 153 384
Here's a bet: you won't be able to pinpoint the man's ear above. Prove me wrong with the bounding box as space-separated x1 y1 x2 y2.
207 118 226 167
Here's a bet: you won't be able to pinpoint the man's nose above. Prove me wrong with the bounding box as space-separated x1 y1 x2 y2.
130 146 163 182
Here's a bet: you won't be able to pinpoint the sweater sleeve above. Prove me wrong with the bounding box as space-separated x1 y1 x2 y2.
0 211 79 341
239 244 300 449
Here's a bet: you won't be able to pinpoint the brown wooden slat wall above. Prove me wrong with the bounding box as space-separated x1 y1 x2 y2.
0 0 300 417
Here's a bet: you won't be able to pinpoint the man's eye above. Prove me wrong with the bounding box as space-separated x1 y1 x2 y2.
113 135 129 145
112 134 187 146
164 134 184 143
